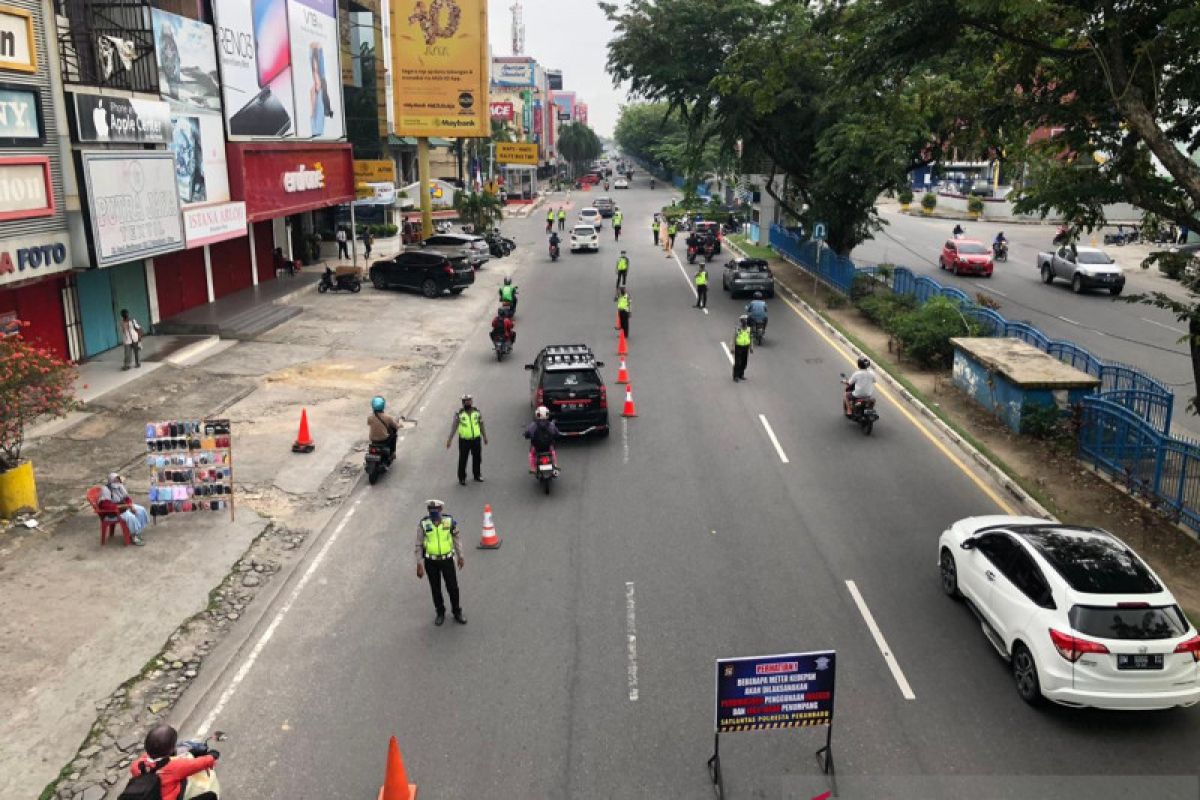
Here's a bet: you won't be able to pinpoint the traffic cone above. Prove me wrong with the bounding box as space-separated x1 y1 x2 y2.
617 328 628 356
291 408 315 453
378 736 417 800
621 383 638 417
615 355 629 384
478 503 502 549
614 308 620 330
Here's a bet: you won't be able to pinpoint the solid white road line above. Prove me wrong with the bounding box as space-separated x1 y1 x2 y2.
977 285 1008 298
845 579 916 700
625 581 639 702
198 498 362 735
622 417 631 464
720 341 734 365
671 250 709 314
1141 316 1187 335
758 414 790 464
1056 315 1080 326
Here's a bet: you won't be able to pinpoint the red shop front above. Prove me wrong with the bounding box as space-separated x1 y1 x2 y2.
226 142 355 224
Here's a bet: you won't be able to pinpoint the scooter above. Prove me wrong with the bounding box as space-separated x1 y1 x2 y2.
750 319 766 346
178 731 226 800
549 241 560 261
491 332 512 362
686 243 698 263
840 374 879 436
532 448 557 494
650 179 656 189
703 240 715 262
365 438 397 485
993 240 1008 261
318 269 361 293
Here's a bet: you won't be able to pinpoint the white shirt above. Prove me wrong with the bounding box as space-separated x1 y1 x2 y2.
120 318 141 346
847 369 876 398
336 229 346 242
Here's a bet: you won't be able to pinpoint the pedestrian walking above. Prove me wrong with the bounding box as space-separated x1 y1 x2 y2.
547 208 555 233
414 499 466 626
616 287 631 339
362 228 374 259
668 221 677 248
651 217 660 246
694 264 708 308
732 315 752 381
335 226 349 259
613 208 623 241
119 309 142 370
614 250 630 295
446 394 487 485
558 208 567 231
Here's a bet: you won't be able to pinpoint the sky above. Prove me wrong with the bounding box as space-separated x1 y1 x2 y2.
486 0 625 137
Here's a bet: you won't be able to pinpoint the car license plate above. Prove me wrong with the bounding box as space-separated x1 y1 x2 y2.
1117 654 1163 670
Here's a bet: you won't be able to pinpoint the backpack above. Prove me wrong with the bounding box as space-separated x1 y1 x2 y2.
531 423 554 451
118 758 168 800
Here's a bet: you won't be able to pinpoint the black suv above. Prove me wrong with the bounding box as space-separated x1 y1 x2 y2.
525 345 609 437
369 251 474 297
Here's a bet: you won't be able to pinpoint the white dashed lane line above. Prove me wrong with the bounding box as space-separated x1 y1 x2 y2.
720 341 734 365
758 414 790 464
845 579 916 700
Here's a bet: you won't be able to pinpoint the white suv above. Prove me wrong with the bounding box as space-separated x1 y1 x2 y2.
579 207 602 229
939 516 1200 710
570 224 599 253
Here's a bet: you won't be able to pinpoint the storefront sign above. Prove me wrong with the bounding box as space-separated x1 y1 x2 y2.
495 142 538 165
82 152 184 267
390 0 488 137
0 6 36 74
226 142 354 221
0 231 73 288
489 101 513 121
282 163 326 192
0 155 52 220
183 200 247 247
715 651 836 734
0 83 41 144
354 181 394 205
73 92 171 144
491 58 534 87
353 159 396 183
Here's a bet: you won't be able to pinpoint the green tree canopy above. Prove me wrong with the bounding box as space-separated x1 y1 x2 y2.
557 121 603 177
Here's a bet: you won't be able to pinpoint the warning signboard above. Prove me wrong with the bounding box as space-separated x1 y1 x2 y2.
495 142 538 165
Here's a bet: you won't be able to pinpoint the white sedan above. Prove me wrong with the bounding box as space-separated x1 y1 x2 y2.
614 177 629 189
570 224 599 253
579 207 602 229
938 515 1200 710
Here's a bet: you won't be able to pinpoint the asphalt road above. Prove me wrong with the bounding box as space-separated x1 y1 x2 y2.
853 208 1198 438
180 180 1200 799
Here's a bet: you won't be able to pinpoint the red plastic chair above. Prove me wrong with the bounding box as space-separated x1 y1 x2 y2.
87 486 132 546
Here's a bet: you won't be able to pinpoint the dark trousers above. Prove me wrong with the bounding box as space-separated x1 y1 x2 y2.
337 240 349 258
669 234 676 247
615 271 627 290
695 285 707 308
424 557 461 614
614 225 621 241
558 219 565 231
652 231 659 245
618 310 630 338
733 345 750 379
457 437 482 481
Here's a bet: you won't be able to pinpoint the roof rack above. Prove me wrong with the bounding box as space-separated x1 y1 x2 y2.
541 344 597 368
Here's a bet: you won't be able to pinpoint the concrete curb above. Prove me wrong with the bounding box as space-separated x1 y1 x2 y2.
723 238 1057 522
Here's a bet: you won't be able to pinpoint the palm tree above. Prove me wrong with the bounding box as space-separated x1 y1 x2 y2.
558 122 602 178
454 190 504 233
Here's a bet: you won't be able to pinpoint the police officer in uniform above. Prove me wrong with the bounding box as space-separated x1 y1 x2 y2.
694 264 708 309
614 250 630 296
414 499 465 626
651 217 660 246
732 315 753 381
667 221 678 248
446 394 488 485
616 287 632 339
558 208 567 231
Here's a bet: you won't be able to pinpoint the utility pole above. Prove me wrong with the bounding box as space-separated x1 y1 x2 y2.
418 138 433 239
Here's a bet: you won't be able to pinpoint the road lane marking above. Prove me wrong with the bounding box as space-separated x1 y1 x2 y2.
845 580 916 700
777 292 1017 514
625 582 639 701
671 250 709 314
720 341 734 365
1141 317 1186 335
977 285 1008 298
622 417 630 464
759 414 790 464
1056 315 1080 326
198 497 363 735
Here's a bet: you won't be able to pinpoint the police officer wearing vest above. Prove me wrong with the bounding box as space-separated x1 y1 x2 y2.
651 217 660 246
547 208 555 233
446 394 488 485
616 287 632 339
612 208 623 241
557 208 567 231
614 250 630 296
732 315 753 381
694 264 708 309
668 221 678 248
414 499 465 626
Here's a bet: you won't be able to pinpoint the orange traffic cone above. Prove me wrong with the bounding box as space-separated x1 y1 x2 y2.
615 355 629 384
478 503 502 549
378 736 417 800
614 308 621 330
291 408 315 453
617 328 628 356
621 383 638 417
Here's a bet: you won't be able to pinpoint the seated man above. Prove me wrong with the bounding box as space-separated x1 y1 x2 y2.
100 472 148 544
523 406 561 472
128 724 218 800
367 395 400 464
745 292 768 331
843 357 878 417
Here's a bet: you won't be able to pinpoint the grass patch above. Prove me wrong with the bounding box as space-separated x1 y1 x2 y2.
727 234 776 261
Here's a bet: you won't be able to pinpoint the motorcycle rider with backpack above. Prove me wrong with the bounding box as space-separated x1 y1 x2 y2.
121 724 218 800
523 406 561 474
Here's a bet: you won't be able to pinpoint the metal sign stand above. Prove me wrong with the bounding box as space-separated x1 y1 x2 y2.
707 726 836 799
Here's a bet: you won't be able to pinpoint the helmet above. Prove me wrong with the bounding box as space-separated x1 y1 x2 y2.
753 291 763 299
426 498 445 512
371 396 385 412
461 393 473 403
739 314 749 324
858 357 870 369
620 250 627 255
504 276 512 285
535 405 550 420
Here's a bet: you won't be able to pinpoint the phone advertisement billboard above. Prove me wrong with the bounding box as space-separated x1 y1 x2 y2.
288 0 345 139
213 0 298 138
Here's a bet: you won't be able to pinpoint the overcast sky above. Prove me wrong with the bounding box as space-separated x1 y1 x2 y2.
487 0 625 137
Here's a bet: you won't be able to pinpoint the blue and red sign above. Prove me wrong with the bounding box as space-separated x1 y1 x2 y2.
715 650 835 734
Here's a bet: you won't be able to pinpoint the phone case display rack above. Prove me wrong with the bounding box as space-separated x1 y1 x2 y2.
144 418 235 522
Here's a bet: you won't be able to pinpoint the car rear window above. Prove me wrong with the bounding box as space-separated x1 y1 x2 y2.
956 242 989 254
573 226 595 235
1017 526 1162 594
1076 251 1115 265
542 370 601 391
739 263 768 273
1069 605 1188 640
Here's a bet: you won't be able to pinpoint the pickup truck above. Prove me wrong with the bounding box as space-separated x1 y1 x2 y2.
1037 245 1125 295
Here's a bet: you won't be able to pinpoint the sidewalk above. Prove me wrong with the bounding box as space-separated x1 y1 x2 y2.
1 246 513 799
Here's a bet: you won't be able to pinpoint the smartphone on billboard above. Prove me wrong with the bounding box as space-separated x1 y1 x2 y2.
253 0 290 87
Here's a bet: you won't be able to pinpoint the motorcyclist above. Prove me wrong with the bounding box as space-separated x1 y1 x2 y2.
548 230 561 257
490 306 515 347
843 357 878 417
127 724 218 800
523 405 562 474
952 223 965 239
745 291 768 333
499 276 518 314
650 177 656 189
993 231 1008 257
367 395 401 464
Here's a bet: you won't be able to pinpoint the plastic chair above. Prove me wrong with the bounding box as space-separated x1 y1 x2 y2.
87 487 132 546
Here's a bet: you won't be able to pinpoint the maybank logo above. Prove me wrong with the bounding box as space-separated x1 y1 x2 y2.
282 163 326 193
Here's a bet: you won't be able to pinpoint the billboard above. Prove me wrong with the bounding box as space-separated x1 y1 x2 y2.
151 10 221 115
390 0 488 137
73 93 171 144
489 101 514 121
491 58 534 87
213 0 297 138
288 0 345 139
81 152 184 267
495 142 537 165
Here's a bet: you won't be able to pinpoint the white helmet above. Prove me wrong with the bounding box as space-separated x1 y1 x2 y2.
534 405 550 420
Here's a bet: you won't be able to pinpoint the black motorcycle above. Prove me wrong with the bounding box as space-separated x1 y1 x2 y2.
318 269 361 293
993 241 1009 262
549 241 560 261
841 374 879 436
703 240 715 262
686 243 698 263
365 441 394 485
750 319 766 346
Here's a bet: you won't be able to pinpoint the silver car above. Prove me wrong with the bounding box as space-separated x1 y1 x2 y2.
419 233 490 268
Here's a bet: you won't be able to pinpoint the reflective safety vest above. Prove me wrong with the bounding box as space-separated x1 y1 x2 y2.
617 294 631 312
616 257 629 273
652 222 660 232
422 518 455 557
614 213 623 226
499 285 516 302
695 270 708 286
668 224 677 235
735 327 752 347
558 210 566 219
457 409 482 439
547 210 554 220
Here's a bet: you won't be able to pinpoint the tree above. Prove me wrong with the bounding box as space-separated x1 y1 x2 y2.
453 190 503 233
557 121 602 177
0 326 77 472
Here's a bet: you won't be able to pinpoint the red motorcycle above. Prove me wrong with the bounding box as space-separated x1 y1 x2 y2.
686 243 698 263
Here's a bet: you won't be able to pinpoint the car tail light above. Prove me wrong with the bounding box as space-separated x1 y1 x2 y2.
536 388 544 407
599 385 608 410
443 264 454 276
1049 628 1109 662
1173 635 1200 662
